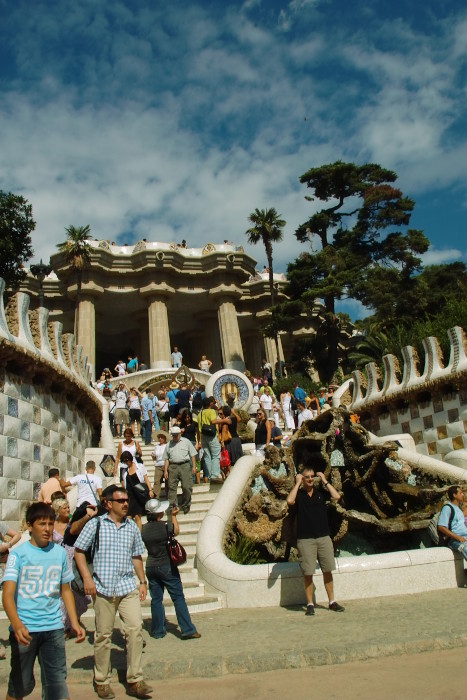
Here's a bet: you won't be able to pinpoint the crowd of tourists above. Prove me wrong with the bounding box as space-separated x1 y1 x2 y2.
2 459 202 699
0 346 353 698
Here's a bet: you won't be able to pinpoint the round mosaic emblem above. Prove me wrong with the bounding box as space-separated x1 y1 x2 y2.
205 369 253 411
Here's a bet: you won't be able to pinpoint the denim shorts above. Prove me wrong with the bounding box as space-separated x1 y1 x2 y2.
8 628 68 700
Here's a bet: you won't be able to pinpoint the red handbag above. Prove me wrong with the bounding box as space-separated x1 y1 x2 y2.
220 448 231 471
166 525 187 566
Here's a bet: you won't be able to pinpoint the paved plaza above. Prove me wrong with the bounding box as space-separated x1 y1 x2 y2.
0 588 466 697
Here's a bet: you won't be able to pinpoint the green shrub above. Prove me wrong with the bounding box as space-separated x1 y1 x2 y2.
226 534 267 565
273 373 320 397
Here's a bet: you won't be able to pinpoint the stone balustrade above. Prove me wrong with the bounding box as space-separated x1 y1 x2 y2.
334 327 467 462
0 278 103 525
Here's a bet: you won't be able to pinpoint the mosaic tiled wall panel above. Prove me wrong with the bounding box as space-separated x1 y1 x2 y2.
0 372 93 524
365 391 467 461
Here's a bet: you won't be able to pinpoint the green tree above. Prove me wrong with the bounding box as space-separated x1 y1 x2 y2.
0 191 35 290
357 263 467 369
246 207 286 375
56 225 92 336
281 162 429 379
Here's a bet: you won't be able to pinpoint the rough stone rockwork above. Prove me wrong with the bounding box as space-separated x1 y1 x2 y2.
0 279 102 526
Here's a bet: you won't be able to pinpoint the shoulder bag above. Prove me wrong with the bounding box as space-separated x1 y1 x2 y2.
86 473 101 506
166 523 187 566
200 410 217 437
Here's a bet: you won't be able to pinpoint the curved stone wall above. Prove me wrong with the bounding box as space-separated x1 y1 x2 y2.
336 327 467 461
0 279 102 525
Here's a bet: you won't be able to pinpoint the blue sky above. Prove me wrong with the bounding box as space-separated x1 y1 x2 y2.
1 0 466 319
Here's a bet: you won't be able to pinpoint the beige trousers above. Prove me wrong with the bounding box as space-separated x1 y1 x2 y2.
94 588 144 686
153 465 168 499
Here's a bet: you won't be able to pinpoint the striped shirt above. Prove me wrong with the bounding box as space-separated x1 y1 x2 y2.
74 514 144 597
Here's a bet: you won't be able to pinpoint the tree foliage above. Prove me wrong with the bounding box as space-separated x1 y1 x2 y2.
56 225 92 271
0 191 35 289
56 225 92 337
246 208 286 374
357 263 467 365
277 162 430 380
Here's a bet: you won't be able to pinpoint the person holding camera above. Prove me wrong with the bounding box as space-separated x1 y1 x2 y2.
286 467 345 616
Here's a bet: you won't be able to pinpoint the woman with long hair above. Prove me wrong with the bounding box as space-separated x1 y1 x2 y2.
119 451 154 531
128 387 143 436
114 428 143 477
217 405 243 467
254 408 272 456
141 499 200 640
51 496 89 633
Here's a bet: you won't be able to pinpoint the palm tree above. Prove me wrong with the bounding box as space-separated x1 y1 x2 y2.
56 225 92 337
246 208 286 376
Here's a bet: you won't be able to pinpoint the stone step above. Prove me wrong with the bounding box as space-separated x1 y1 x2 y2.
79 594 222 619
0 594 223 622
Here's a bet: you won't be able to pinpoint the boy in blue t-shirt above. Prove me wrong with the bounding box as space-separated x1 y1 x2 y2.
2 502 85 700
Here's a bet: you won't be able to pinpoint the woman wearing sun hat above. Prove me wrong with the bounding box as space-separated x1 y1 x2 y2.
141 499 201 640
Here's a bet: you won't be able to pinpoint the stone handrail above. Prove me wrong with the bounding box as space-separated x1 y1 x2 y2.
342 327 467 412
0 277 103 429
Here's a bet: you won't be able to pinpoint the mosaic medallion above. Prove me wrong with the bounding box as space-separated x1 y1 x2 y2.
205 370 253 411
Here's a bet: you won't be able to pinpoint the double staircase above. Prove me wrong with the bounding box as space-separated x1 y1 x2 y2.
113 436 225 617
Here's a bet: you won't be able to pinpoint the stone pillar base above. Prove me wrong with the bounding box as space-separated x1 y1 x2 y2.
225 359 246 372
150 360 173 370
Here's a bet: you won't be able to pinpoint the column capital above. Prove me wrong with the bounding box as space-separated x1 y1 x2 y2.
210 285 243 303
67 281 105 300
139 282 176 300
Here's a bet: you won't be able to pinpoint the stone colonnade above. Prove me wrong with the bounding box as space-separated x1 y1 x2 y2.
77 289 287 380
77 291 283 378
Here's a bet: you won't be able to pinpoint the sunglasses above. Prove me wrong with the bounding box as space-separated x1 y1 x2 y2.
111 498 129 503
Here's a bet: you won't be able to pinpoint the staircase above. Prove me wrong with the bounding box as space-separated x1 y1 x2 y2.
111 436 224 617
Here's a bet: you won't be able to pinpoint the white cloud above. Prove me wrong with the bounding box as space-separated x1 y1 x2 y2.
421 248 465 266
1 0 466 284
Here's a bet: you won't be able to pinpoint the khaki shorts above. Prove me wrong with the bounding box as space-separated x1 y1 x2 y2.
297 536 336 575
114 408 129 425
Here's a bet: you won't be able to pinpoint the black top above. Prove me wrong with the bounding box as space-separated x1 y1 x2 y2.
228 416 239 439
255 420 268 446
182 422 197 443
296 488 330 539
141 520 174 568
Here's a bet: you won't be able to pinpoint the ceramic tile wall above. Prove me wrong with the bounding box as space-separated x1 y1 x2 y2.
0 372 93 524
365 394 467 460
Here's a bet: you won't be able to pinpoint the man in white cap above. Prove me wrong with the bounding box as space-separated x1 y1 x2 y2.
163 426 197 514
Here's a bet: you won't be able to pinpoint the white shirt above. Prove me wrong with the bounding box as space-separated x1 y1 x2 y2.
115 390 128 409
151 443 166 466
70 472 102 506
260 393 273 411
297 408 314 427
121 462 148 489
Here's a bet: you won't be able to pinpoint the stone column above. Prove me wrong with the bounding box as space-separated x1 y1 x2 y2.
148 297 172 369
195 312 223 372
264 336 277 368
242 331 264 376
218 300 245 371
264 335 285 370
77 297 96 381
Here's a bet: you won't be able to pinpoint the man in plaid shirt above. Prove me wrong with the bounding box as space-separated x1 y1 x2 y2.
74 484 152 699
